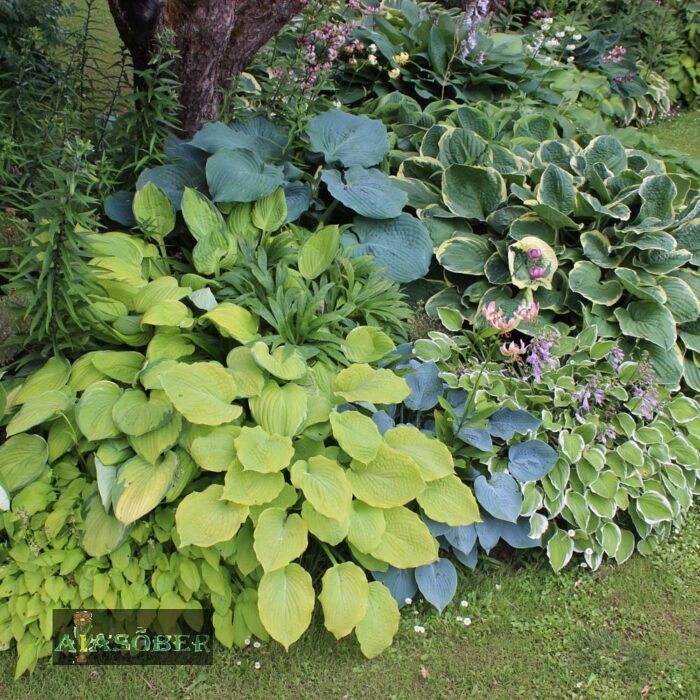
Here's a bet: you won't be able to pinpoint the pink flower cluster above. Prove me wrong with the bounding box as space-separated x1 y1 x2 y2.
526 248 545 280
482 300 540 333
602 45 627 63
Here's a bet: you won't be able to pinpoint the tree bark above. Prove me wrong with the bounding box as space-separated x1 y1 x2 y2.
107 0 304 135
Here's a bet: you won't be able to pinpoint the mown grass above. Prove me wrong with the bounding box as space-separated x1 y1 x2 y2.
646 111 700 159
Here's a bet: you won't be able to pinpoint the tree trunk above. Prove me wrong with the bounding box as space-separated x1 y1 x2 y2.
107 0 304 135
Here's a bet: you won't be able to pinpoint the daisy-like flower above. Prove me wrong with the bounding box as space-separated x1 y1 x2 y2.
253 641 261 649
388 67 400 78
567 529 576 537
495 584 502 591
460 600 469 608
244 638 251 646
254 661 261 670
463 617 472 626
555 31 565 38
404 597 413 605
565 25 576 33
414 625 425 633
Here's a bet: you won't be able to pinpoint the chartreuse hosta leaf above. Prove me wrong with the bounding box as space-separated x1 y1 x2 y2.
6 387 73 436
253 507 308 572
251 187 287 232
329 410 382 463
383 426 454 481
175 485 249 547
112 451 178 524
341 326 396 363
129 412 182 464
81 495 130 557
203 303 259 342
111 389 173 436
301 501 349 545
347 501 385 553
190 425 239 472
161 362 241 426
369 507 439 568
249 382 308 436
250 342 306 381
76 381 123 441
91 351 145 384
226 347 266 397
347 443 425 508
0 434 48 493
416 475 480 527
235 426 294 473
13 356 70 405
257 563 315 651
334 364 410 404
354 582 400 659
222 461 285 506
132 182 175 238
298 225 340 280
290 456 353 521
319 562 369 640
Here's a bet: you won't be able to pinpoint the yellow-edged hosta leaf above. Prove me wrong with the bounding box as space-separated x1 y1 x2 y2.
235 426 294 473
113 451 178 524
6 388 73 436
249 381 307 436
355 582 400 659
319 562 369 640
111 389 173 436
222 461 285 506
369 507 438 568
329 410 382 463
75 381 123 441
384 425 454 481
257 563 315 650
290 455 352 520
129 412 182 464
253 507 308 572
334 364 410 404
347 444 425 507
176 485 249 547
14 356 70 405
225 346 266 397
416 474 481 526
341 326 396 363
191 425 240 472
300 501 349 545
0 434 48 493
161 362 241 426
347 500 386 553
203 303 259 342
250 342 307 381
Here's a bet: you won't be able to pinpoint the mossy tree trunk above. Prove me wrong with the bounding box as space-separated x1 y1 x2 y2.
107 0 303 135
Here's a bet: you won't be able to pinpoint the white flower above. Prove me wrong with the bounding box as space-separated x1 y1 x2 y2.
568 529 576 537
253 641 261 649
567 56 575 63
369 43 377 53
495 584 502 591
368 54 378 65
545 39 560 48
585 548 593 556
573 33 582 41
393 51 410 66
460 600 469 608
404 597 413 605
543 17 553 26
556 31 565 38
413 625 425 633
580 562 588 568
244 638 251 646
565 26 576 33
388 67 401 79
254 661 261 670
566 44 576 51
576 682 583 688
463 617 472 626
456 616 463 622
236 661 242 666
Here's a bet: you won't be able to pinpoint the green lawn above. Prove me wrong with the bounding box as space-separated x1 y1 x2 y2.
646 111 700 159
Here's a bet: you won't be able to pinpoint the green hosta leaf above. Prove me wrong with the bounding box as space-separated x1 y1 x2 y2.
344 215 432 283
306 109 388 167
290 455 353 521
636 492 674 523
235 426 294 473
249 382 308 436
568 261 623 306
347 501 386 553
0 434 47 493
436 234 491 275
251 187 287 231
222 461 285 506
508 236 558 290
347 444 425 507
442 165 506 220
299 225 340 280
369 507 438 568
81 496 130 557
133 182 175 238
203 303 259 342
637 174 676 223
253 507 308 572
438 128 489 166
329 410 382 462
111 389 173 436
616 440 644 467
601 522 621 558
76 381 123 440
322 167 407 219
161 362 241 426
113 451 178 524
341 326 395 364
616 529 636 564
546 528 574 571
537 164 576 214
355 581 400 659
334 365 410 404
226 347 266 398
614 302 676 350
175 484 249 547
250 343 306 381
319 562 369 640
559 431 585 463
6 388 73 436
416 475 480 526
301 501 349 545
206 148 284 203
90 351 145 385
658 277 700 324
383 426 454 481
190 425 239 472
257 563 315 650
583 135 627 174
667 396 699 423
14 356 70 405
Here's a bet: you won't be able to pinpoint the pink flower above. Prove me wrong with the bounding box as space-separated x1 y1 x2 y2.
515 301 539 322
527 248 542 259
529 267 545 279
482 301 518 333
500 340 528 360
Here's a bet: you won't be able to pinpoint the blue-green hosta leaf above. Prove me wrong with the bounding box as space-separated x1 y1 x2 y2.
105 190 136 227
370 567 417 608
344 215 432 283
637 341 684 386
583 135 627 175
136 160 206 210
444 524 477 553
442 165 506 220
614 268 665 303
658 277 700 324
508 440 558 482
435 234 491 275
415 558 457 613
322 167 407 220
306 109 389 167
404 361 442 411
568 261 623 306
455 426 493 452
487 408 542 440
637 174 677 223
437 128 489 167
576 192 631 221
614 302 676 350
501 518 541 548
475 513 503 552
453 105 494 139
674 218 700 265
473 472 522 523
284 182 311 223
206 148 284 203
190 117 286 160
537 164 576 214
